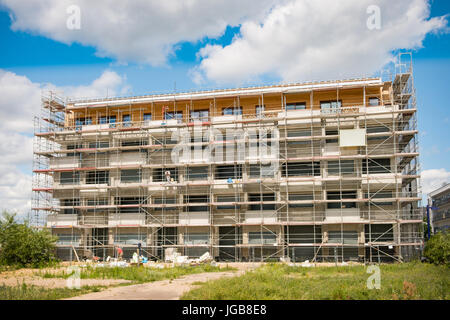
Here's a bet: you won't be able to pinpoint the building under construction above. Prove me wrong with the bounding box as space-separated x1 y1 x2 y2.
32 53 423 263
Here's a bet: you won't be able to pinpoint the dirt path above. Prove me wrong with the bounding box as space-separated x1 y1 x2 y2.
67 263 260 300
66 270 238 300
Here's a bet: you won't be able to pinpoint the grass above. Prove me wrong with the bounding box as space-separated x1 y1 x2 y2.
0 265 22 274
0 260 64 275
0 264 234 300
36 264 236 284
181 262 450 300
0 283 106 300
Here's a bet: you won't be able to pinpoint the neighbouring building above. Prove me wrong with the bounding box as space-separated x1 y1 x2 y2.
428 183 450 234
32 53 423 263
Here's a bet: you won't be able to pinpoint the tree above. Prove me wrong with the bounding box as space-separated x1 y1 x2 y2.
0 211 58 268
423 232 450 266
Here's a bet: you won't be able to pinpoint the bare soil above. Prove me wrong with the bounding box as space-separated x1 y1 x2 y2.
67 262 260 300
0 265 131 289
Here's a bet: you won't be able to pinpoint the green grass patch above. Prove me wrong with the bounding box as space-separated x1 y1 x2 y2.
36 264 235 284
0 265 17 274
181 262 450 300
0 283 106 300
0 262 65 275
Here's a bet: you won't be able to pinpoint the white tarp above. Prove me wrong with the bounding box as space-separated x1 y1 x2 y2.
339 129 366 147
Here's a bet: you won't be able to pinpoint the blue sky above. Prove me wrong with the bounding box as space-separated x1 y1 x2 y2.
1 1 448 97
0 11 242 93
0 0 448 214
412 1 450 174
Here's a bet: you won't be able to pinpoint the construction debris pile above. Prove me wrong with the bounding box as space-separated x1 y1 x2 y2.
80 248 215 269
164 248 214 266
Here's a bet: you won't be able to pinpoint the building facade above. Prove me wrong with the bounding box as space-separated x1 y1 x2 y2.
428 183 450 234
32 55 423 263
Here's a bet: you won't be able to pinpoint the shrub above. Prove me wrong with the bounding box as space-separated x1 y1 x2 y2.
423 232 450 266
0 211 58 268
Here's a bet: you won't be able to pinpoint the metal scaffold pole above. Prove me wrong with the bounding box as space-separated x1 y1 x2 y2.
32 56 422 262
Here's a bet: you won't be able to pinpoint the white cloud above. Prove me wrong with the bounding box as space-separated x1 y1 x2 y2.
48 70 130 100
0 165 32 219
194 0 448 84
2 1 446 85
0 69 129 219
0 70 41 133
0 71 42 211
421 168 450 195
1 0 277 66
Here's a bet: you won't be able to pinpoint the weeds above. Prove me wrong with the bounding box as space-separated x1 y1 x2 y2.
0 263 236 299
36 264 235 284
181 262 450 300
0 283 106 300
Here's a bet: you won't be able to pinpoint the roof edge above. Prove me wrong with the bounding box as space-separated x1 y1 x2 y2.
68 77 382 109
428 183 450 198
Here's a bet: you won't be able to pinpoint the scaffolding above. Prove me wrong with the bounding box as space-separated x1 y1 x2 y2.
31 53 423 262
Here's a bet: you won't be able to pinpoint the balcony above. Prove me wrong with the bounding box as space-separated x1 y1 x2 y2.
325 208 361 222
108 213 146 227
147 119 181 133
179 150 211 164
244 211 278 224
179 212 209 225
362 105 399 119
212 179 242 190
47 214 78 227
283 210 325 223
50 156 79 169
79 213 108 225
280 179 322 189
55 236 82 247
79 187 108 196
146 212 179 225
55 103 406 137
321 105 399 120
80 124 111 136
278 110 321 125
212 115 243 128
361 173 398 187
360 209 398 221
110 152 147 166
323 143 339 156
212 212 239 225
